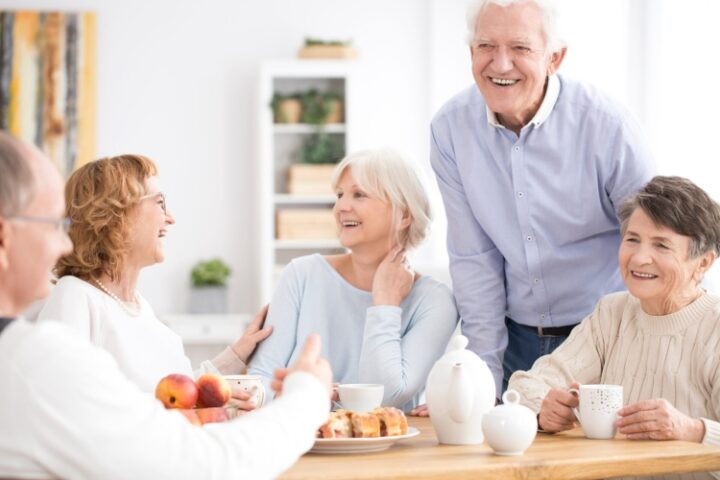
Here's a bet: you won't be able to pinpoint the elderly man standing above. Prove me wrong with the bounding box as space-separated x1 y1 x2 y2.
430 0 655 396
0 131 332 479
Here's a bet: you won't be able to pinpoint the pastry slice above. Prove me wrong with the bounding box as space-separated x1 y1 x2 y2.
351 411 381 438
373 407 408 436
317 410 353 439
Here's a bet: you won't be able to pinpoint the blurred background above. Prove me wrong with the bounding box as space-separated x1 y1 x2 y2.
2 0 719 320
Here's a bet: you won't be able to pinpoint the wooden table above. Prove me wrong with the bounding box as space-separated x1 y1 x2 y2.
280 417 720 479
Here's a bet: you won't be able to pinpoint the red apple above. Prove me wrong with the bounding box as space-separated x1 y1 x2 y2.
155 373 198 409
178 408 202 426
196 373 231 408
195 407 229 425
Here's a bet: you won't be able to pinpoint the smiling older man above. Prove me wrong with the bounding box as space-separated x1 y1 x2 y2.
430 0 655 396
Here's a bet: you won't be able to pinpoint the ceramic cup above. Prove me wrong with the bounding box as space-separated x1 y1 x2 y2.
569 384 623 439
223 374 266 408
338 384 384 412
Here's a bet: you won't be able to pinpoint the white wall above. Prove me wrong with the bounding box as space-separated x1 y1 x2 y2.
2 0 438 313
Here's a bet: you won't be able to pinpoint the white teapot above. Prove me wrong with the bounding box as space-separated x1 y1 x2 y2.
425 335 496 445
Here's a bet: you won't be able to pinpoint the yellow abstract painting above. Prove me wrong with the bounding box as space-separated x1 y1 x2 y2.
0 11 96 176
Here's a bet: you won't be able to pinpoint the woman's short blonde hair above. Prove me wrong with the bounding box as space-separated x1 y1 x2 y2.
330 149 431 250
55 154 158 281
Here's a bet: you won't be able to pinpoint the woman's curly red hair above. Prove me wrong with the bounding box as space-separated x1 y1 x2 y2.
55 154 158 281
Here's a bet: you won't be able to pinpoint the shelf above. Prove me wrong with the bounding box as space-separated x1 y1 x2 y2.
274 194 336 205
274 239 342 250
160 314 252 345
273 123 346 134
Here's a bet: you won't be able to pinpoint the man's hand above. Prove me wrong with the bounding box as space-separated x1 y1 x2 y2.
271 333 332 397
230 304 272 363
616 399 705 442
538 385 579 433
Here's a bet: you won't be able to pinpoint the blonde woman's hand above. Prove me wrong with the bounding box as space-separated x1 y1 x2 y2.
372 246 414 306
616 399 705 442
410 404 430 417
230 304 273 363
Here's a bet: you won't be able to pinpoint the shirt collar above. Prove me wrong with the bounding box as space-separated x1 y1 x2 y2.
486 74 560 130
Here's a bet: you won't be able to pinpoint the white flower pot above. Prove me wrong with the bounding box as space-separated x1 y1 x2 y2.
189 286 228 314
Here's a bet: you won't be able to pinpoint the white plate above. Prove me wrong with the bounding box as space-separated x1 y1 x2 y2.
309 427 420 454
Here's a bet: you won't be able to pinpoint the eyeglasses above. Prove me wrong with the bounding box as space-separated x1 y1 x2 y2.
7 215 72 234
140 192 167 214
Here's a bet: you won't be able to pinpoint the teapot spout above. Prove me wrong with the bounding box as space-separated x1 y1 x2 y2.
448 363 473 423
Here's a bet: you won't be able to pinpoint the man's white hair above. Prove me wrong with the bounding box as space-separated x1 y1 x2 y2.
0 132 36 217
466 0 567 54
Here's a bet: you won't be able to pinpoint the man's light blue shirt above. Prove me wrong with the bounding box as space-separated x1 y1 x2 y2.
430 74 655 393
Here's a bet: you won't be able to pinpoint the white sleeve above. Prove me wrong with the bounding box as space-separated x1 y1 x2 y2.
193 347 247 378
37 280 95 341
17 325 328 480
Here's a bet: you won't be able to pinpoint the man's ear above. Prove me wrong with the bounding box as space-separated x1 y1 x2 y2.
0 217 10 271
547 47 567 75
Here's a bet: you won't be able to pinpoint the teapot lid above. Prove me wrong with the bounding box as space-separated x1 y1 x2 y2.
449 335 469 351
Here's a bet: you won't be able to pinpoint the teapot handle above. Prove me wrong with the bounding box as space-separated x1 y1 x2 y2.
448 363 473 423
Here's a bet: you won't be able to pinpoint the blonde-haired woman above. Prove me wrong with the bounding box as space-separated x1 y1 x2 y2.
38 155 270 406
249 149 458 411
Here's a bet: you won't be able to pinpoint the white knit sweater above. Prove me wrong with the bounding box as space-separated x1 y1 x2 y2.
509 291 720 479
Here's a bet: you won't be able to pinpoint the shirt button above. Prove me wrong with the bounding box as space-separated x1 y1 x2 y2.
517 191 524 198
534 278 539 284
526 235 533 241
540 314 546 319
514 146 520 152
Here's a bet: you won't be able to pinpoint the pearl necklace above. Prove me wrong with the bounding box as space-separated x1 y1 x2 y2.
93 278 141 316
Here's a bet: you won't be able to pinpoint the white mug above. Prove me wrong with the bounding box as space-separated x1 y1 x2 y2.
338 383 384 412
569 384 623 440
223 374 266 408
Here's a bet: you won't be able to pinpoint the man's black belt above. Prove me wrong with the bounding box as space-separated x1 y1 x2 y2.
509 318 578 337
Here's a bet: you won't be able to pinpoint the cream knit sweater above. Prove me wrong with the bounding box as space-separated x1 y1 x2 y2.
509 291 720 457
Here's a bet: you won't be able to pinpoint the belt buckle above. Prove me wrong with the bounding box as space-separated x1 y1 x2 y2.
537 326 545 336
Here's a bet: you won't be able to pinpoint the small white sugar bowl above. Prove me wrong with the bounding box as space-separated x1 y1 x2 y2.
481 389 537 456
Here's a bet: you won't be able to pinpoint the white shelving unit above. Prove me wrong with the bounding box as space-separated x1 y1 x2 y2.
258 60 355 301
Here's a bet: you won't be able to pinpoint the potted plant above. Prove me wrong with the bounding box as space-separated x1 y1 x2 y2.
323 90 344 124
189 258 231 313
299 89 344 125
300 132 345 164
271 92 302 124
